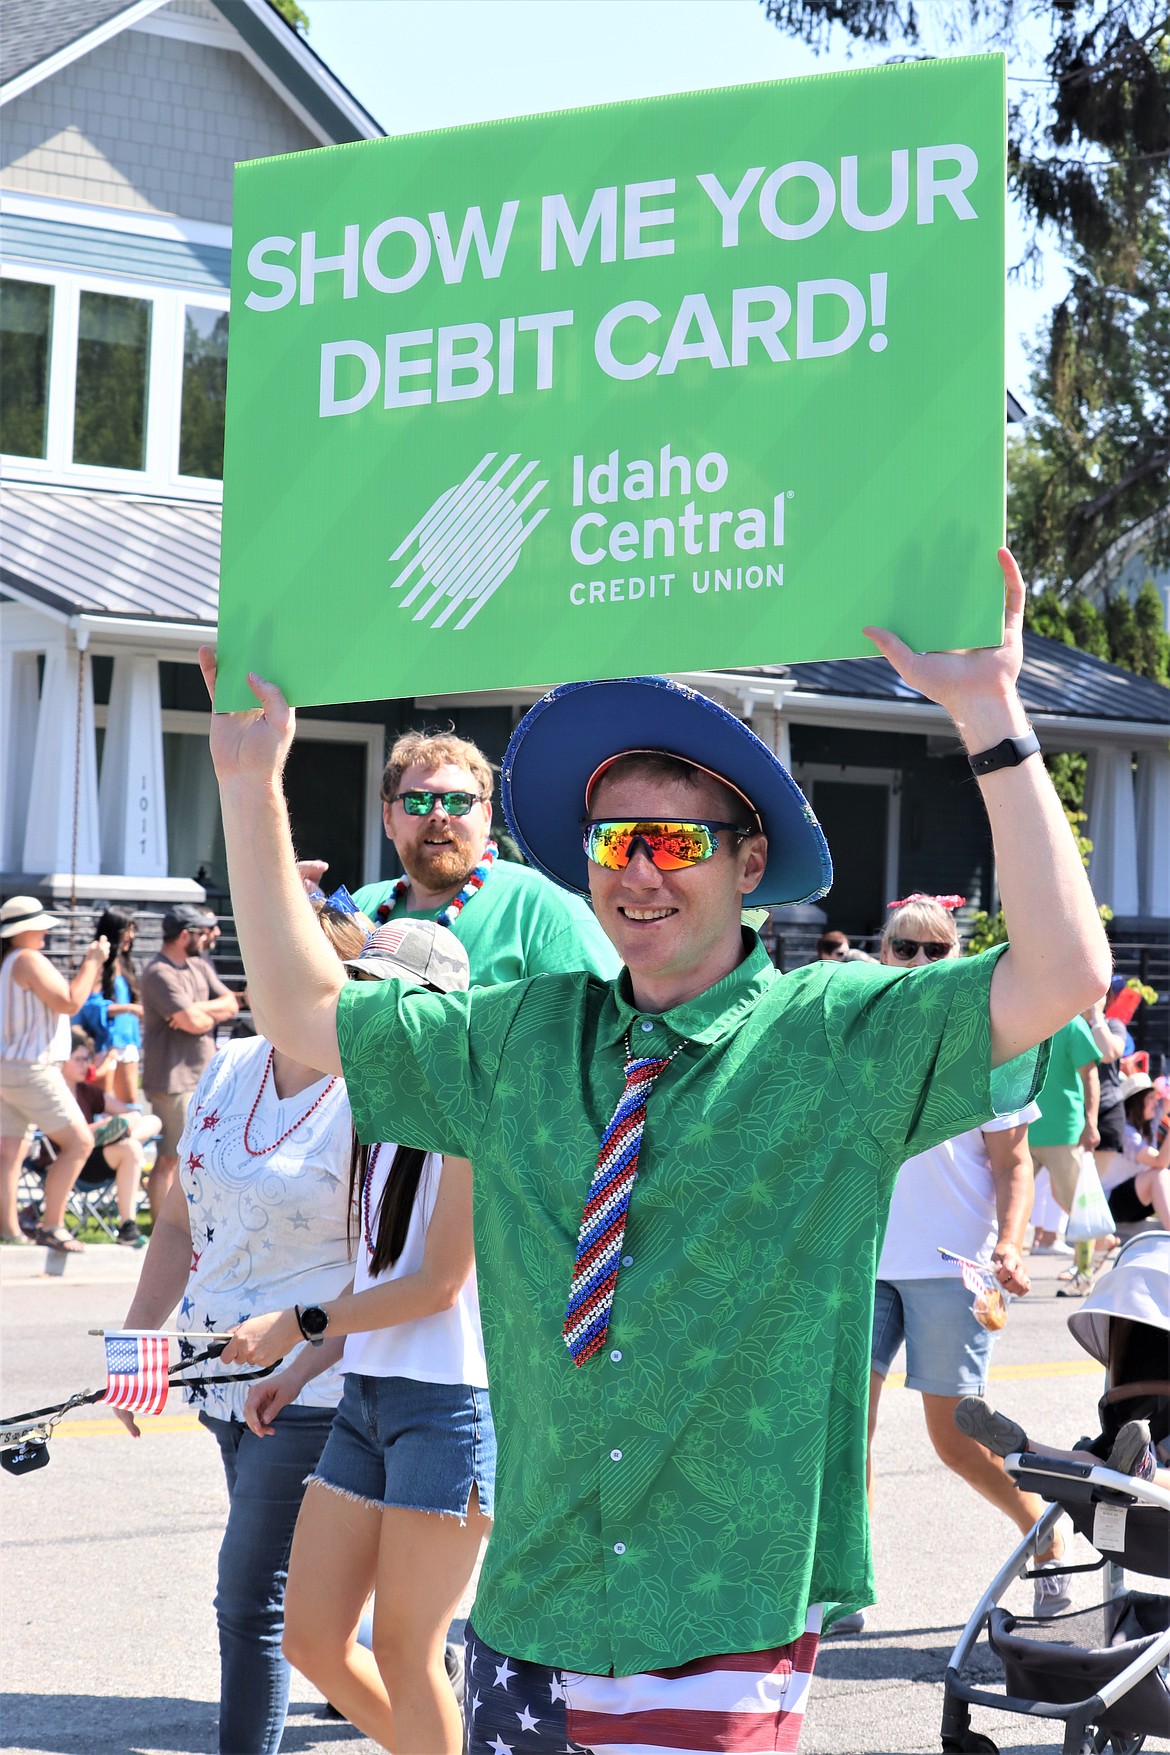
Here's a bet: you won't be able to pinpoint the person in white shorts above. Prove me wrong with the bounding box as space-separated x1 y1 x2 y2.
0 897 107 1251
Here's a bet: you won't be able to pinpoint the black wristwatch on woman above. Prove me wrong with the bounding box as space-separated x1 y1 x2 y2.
295 1304 329 1347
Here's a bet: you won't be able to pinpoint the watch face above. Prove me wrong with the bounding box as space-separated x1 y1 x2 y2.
300 1305 328 1337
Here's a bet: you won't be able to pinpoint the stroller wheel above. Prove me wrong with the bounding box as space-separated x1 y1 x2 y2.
941 1735 999 1753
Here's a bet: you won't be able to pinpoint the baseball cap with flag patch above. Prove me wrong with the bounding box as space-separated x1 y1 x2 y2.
343 918 469 993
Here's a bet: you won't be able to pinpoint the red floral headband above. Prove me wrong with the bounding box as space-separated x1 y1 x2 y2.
887 892 966 912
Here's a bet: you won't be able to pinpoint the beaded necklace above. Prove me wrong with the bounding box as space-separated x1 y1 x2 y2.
361 1142 384 1256
242 1047 339 1157
377 839 498 928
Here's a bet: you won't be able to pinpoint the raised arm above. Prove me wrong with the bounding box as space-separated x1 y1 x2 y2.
865 550 1112 1065
198 649 344 1074
17 939 108 1014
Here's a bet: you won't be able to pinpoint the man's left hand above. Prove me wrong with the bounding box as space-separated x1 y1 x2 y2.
1080 1121 1101 1151
991 1242 1030 1297
863 548 1028 730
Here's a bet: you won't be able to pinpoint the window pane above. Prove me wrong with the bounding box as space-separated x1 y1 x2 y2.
73 291 150 470
179 305 228 479
1 279 53 458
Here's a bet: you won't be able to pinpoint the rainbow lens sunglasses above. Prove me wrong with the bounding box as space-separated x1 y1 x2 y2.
583 820 752 872
888 937 953 961
392 790 484 817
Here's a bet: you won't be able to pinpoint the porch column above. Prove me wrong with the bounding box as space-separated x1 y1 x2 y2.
0 651 40 871
1135 745 1170 919
99 655 169 877
1083 745 1139 917
21 642 101 875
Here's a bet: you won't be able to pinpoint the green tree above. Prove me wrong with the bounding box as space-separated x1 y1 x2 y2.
267 0 308 33
763 3 1170 605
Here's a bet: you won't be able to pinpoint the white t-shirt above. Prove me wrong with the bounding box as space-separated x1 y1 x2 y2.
342 1143 488 1388
877 1103 1041 1281
176 1035 355 1420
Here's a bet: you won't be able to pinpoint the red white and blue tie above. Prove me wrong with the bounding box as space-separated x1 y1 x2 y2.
562 1033 684 1366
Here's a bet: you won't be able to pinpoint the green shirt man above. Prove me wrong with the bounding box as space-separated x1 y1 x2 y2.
206 551 1109 1747
339 932 1041 1671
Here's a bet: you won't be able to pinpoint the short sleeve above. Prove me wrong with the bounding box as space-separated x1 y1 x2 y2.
140 961 182 1014
202 963 231 1001
336 977 528 1156
1068 1013 1103 1069
824 944 1048 1163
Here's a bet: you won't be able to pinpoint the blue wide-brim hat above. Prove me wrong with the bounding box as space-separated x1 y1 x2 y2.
501 676 832 907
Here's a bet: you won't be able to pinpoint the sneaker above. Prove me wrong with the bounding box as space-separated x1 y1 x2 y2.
824 1609 866 1635
1030 1240 1075 1256
953 1397 1028 1458
117 1220 145 1248
1107 1419 1157 1482
1033 1570 1073 1618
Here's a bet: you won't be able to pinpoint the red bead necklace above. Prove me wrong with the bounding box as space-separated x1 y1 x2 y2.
361 1143 383 1255
242 1047 339 1157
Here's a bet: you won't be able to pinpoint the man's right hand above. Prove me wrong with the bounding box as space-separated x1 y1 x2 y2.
198 648 296 787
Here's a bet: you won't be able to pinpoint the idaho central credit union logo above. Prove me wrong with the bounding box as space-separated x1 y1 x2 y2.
389 452 548 632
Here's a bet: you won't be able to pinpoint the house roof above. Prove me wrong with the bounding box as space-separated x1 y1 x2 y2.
1 483 219 627
0 0 383 141
0 0 134 88
728 630 1170 728
4 481 1168 730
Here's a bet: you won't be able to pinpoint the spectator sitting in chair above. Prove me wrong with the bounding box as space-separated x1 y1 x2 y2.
57 1025 161 1247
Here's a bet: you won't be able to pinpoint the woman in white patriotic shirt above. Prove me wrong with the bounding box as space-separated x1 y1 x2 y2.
222 918 493 1755
114 900 369 1755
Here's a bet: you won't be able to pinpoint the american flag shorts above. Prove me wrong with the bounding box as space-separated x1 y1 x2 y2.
465 1607 822 1755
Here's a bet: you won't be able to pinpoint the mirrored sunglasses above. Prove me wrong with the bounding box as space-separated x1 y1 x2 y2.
392 790 483 817
583 819 750 872
888 937 953 962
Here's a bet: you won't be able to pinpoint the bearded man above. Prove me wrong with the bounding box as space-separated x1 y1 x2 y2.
350 729 618 986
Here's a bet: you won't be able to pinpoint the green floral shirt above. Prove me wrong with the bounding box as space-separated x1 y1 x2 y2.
337 937 1043 1675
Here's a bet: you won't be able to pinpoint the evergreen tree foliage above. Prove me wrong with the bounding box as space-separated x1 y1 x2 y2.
267 0 309 34
763 3 1170 646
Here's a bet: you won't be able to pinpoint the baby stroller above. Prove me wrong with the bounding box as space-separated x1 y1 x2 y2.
941 1231 1170 1755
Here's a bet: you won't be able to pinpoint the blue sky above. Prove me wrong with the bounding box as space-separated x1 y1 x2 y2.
302 0 1071 406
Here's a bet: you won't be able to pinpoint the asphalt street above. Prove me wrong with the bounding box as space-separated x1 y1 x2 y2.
1 1242 1164 1755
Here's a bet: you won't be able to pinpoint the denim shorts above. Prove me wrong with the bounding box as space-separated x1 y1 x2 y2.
310 1372 495 1520
871 1276 993 1397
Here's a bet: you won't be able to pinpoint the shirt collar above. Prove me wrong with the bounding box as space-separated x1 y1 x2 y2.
600 931 779 1050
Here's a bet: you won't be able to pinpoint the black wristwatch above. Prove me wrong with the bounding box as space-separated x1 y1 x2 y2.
967 727 1041 777
295 1304 329 1347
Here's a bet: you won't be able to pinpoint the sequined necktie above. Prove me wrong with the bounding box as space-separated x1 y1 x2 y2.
562 1033 684 1366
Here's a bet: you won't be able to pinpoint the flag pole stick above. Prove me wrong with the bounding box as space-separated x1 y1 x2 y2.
87 1329 234 1340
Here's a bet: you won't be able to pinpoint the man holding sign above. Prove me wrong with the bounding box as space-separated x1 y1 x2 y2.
201 548 1108 1754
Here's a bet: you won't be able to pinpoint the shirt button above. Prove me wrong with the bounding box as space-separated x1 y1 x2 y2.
610 1349 622 1362
640 1020 654 1033
610 1448 623 1461
621 1255 633 1267
613 1542 626 1555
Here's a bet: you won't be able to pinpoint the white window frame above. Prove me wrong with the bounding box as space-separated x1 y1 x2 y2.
93 706 386 886
792 763 902 909
1 262 226 500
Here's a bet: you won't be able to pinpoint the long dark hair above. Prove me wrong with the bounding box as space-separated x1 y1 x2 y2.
95 907 138 1001
347 1136 432 1276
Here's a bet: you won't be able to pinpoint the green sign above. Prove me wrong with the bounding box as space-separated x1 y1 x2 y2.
217 55 1006 710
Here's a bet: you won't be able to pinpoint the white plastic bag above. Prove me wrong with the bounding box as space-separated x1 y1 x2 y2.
1065 1150 1115 1241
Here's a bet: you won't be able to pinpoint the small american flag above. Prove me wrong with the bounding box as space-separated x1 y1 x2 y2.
938 1246 993 1296
103 1332 171 1416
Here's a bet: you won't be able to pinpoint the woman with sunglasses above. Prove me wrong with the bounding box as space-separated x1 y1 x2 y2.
860 893 1063 1629
221 919 492 1755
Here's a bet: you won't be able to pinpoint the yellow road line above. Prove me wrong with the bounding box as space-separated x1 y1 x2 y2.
886 1359 1101 1389
56 1413 202 1436
56 1358 1103 1435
